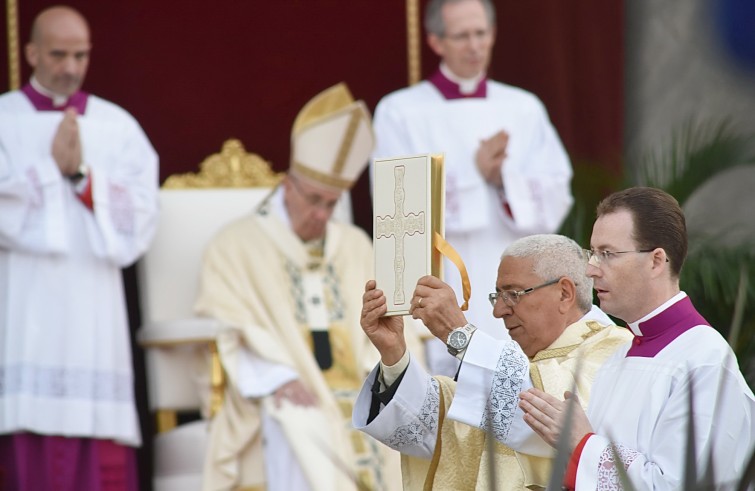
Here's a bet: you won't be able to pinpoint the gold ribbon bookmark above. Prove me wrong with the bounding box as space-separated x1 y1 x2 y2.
433 231 471 311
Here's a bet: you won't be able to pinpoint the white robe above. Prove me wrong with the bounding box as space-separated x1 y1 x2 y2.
575 293 755 490
372 77 573 374
452 293 755 490
0 90 159 446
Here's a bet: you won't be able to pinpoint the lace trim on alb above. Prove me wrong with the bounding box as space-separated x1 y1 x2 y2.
597 443 640 490
386 378 440 449
0 364 133 402
479 342 528 442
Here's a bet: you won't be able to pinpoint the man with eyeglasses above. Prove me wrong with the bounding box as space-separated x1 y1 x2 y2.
371 0 573 376
515 187 755 489
352 234 631 490
195 84 422 491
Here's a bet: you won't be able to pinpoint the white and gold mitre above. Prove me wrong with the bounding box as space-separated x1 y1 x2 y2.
290 83 374 191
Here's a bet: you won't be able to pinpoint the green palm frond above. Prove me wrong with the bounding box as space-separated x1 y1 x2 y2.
637 120 755 205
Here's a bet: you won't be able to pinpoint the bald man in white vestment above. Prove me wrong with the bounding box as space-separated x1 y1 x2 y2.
372 0 573 376
0 6 158 490
195 83 421 491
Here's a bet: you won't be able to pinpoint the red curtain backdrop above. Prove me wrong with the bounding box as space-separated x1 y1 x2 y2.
2 0 623 230
1 1 622 488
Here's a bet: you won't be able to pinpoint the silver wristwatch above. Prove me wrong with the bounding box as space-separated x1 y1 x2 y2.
446 323 477 356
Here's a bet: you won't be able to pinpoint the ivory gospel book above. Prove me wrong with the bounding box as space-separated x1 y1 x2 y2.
373 154 444 316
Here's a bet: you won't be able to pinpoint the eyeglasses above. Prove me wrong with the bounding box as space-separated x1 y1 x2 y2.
584 249 655 267
289 176 339 211
488 278 560 308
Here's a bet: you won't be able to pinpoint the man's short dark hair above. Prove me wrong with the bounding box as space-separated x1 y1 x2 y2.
596 187 687 277
424 0 496 37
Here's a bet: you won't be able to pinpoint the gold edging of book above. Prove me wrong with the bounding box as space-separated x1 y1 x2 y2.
374 153 449 316
429 154 444 278
163 138 283 189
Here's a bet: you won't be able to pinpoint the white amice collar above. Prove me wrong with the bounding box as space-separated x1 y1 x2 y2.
30 76 70 107
627 291 687 336
270 184 292 231
582 304 614 327
440 63 485 95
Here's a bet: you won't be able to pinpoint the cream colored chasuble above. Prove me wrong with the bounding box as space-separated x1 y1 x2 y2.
197 191 399 491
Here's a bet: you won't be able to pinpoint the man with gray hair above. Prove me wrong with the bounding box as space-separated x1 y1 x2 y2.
372 0 573 376
353 234 631 490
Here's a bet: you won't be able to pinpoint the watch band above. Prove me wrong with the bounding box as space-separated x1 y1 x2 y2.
446 323 477 357
69 163 90 182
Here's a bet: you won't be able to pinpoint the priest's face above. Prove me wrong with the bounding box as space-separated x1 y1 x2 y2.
428 0 495 79
25 8 91 97
283 174 342 242
587 210 655 324
493 256 566 357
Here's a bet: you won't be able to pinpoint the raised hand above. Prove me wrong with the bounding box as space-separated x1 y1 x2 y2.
361 280 406 365
475 129 509 188
409 275 468 343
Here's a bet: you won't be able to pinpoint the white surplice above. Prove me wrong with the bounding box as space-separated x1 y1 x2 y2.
450 293 755 490
573 293 755 490
372 76 573 375
0 90 159 446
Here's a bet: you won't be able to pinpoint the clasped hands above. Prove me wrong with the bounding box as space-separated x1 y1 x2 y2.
51 107 83 177
519 389 593 453
475 129 509 188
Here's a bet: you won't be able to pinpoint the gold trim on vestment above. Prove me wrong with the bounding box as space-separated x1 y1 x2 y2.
581 320 605 339
290 160 352 189
423 382 446 490
6 0 20 90
209 341 225 418
530 321 606 363
332 107 362 176
530 338 583 390
291 82 354 137
528 321 607 391
162 139 283 189
530 343 581 363
530 365 544 391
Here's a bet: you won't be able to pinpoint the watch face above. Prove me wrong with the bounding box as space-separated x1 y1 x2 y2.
449 330 467 349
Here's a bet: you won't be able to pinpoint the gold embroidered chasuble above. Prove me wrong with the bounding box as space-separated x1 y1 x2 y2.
401 319 632 491
195 205 407 491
